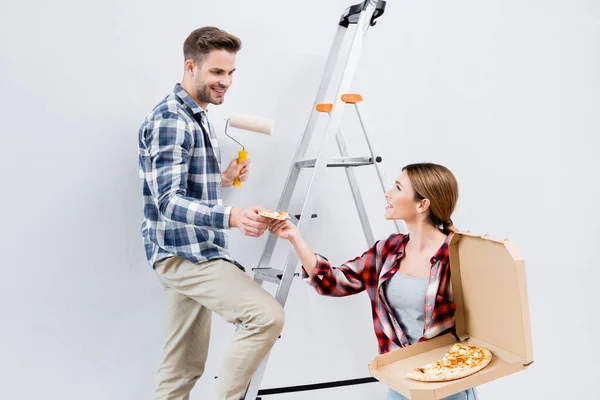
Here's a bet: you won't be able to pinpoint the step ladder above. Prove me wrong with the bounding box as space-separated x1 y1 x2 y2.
242 1 404 398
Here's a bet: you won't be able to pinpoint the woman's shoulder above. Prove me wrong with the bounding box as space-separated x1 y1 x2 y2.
386 232 407 243
376 232 407 252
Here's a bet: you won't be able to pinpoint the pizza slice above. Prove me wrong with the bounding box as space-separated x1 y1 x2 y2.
407 343 492 382
258 210 291 220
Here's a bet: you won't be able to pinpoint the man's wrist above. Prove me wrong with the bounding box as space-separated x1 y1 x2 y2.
229 207 240 229
221 173 234 187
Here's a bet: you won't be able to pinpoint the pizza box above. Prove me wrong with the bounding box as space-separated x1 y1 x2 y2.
368 231 534 400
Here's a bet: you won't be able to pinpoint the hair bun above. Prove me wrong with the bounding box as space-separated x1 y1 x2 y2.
442 219 457 233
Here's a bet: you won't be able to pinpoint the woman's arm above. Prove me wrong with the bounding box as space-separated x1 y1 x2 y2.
270 220 318 274
269 220 375 296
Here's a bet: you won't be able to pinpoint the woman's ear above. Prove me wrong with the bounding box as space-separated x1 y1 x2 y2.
417 198 430 214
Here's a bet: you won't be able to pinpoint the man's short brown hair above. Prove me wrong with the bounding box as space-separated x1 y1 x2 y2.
183 27 242 65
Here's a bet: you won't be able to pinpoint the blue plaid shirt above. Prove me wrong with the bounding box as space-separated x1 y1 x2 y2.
138 84 238 268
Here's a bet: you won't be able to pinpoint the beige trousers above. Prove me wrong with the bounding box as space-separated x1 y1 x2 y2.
153 257 285 400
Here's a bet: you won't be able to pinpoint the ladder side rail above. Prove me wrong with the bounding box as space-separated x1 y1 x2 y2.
354 101 405 234
335 128 375 245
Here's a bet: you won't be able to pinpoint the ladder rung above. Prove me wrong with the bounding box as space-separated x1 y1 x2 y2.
293 213 318 221
253 268 283 284
295 156 380 168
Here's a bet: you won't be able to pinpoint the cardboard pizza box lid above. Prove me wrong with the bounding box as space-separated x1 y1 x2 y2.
369 231 534 400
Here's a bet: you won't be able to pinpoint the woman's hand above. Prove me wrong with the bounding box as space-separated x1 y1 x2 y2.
269 219 318 274
269 219 300 241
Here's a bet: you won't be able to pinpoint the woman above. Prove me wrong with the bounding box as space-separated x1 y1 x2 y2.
269 163 477 400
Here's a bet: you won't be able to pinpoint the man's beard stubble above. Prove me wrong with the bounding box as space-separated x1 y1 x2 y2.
196 81 224 106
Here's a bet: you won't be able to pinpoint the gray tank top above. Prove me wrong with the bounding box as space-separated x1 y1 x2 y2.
384 271 429 345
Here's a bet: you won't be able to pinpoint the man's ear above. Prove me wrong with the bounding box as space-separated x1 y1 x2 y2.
184 59 196 77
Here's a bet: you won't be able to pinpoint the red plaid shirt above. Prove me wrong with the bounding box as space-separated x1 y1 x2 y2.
302 232 457 354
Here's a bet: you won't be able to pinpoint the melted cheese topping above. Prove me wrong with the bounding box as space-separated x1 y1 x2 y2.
258 210 290 220
423 344 487 374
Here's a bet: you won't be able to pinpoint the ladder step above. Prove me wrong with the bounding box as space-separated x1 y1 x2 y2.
293 213 318 221
295 156 381 168
253 268 299 284
253 268 283 284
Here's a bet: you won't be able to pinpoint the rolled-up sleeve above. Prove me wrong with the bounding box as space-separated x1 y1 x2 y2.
301 243 381 297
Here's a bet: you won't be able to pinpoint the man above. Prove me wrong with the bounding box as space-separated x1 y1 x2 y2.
138 27 284 400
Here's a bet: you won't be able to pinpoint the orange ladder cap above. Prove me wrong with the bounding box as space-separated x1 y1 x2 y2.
341 94 363 104
316 103 333 113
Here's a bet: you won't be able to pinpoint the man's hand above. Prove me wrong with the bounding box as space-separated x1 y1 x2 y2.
222 158 250 187
229 206 271 237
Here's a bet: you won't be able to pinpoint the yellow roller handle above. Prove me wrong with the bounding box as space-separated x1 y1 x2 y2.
233 150 248 187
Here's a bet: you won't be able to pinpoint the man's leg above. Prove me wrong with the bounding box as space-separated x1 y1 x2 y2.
154 260 212 400
155 257 285 400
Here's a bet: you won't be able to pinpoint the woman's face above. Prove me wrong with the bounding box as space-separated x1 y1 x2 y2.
385 170 420 221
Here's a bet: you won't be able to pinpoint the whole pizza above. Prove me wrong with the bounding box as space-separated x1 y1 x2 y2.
407 343 492 382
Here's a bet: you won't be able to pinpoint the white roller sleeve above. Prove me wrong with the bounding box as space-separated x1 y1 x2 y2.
229 113 274 135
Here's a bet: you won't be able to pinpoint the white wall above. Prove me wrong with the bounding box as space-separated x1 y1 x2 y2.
1 0 598 399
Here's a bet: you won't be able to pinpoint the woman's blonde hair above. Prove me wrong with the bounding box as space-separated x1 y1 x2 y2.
402 163 459 233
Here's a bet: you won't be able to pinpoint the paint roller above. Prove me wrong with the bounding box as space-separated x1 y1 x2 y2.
224 113 275 187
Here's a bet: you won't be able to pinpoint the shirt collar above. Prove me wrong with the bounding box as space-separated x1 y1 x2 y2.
390 234 409 260
430 231 453 265
174 83 207 116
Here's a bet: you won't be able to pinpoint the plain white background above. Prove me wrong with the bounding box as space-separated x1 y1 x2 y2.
1 0 598 399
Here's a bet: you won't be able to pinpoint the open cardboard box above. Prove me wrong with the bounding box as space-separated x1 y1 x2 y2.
369 231 534 400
